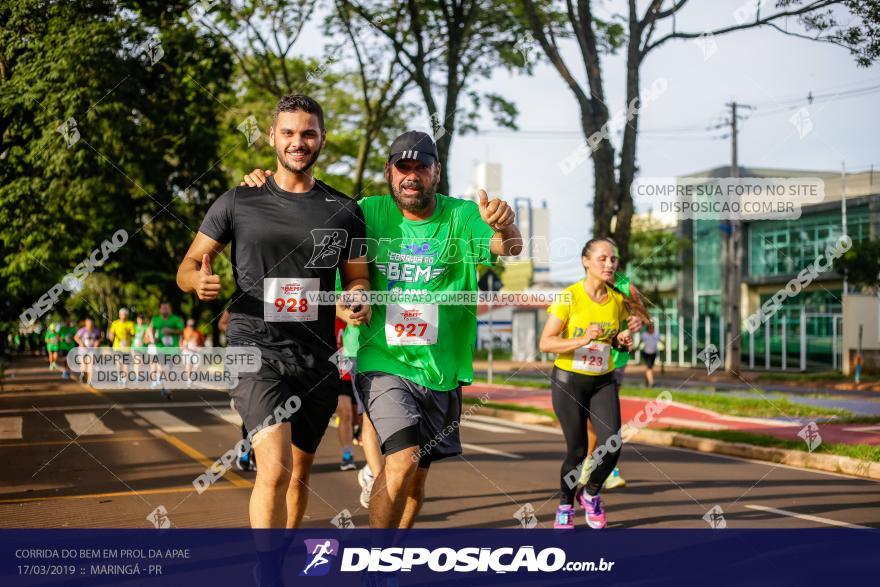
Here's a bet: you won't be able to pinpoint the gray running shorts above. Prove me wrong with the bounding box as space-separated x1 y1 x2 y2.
356 371 462 467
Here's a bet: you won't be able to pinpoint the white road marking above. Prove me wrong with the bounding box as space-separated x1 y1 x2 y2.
461 442 523 459
466 415 563 436
136 410 199 433
207 408 242 427
0 417 23 440
64 412 114 436
745 504 870 529
0 401 230 415
460 420 523 434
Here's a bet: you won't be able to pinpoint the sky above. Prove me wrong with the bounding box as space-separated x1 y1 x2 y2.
298 1 880 281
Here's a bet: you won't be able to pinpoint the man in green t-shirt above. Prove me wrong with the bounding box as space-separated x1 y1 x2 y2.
242 131 522 529
59 320 77 380
355 131 522 529
149 302 184 399
44 323 61 370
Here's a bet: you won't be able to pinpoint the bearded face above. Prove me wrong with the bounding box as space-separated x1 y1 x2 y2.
270 110 324 175
386 159 441 213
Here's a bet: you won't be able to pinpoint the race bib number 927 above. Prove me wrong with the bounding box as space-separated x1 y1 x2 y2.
385 303 439 346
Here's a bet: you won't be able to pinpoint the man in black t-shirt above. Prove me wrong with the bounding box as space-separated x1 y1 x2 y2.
177 95 370 531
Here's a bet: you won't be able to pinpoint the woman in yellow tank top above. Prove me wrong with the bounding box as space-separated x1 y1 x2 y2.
539 238 634 530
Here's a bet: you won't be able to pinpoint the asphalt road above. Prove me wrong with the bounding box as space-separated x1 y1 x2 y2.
2 358 879 530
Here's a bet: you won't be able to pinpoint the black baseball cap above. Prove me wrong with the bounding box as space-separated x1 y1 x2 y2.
388 130 438 166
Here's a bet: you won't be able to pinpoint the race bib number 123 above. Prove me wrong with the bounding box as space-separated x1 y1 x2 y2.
572 342 611 374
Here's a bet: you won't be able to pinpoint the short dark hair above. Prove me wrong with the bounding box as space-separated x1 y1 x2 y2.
273 94 325 130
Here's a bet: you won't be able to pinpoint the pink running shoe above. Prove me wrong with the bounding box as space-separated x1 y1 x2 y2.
554 505 575 530
578 490 607 529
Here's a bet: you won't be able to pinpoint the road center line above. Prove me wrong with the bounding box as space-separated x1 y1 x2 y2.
461 442 523 459
745 504 871 529
148 429 252 490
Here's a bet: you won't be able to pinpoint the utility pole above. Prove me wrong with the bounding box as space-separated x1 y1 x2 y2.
487 271 494 386
723 101 752 373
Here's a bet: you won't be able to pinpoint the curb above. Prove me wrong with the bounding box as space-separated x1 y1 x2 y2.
470 404 880 481
629 428 880 481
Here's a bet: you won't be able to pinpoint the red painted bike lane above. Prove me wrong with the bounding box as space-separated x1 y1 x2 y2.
465 383 880 446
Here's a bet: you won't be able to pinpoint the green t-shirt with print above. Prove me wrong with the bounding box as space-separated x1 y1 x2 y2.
355 194 495 391
151 314 184 348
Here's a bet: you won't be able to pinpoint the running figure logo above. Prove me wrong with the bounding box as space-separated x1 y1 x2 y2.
513 503 538 529
331 508 356 529
798 421 822 452
697 344 723 374
146 505 171 529
300 539 339 577
702 505 727 529
307 229 348 268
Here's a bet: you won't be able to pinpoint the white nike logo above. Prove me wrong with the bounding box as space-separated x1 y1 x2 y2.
325 197 334 202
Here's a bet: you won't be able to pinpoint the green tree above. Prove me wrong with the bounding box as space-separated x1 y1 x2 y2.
0 0 233 339
195 0 409 196
341 0 531 195
628 214 690 302
834 239 880 293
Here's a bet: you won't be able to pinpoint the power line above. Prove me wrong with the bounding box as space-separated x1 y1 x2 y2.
748 78 880 108
475 81 880 140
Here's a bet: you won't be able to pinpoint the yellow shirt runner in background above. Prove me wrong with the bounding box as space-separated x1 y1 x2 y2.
109 319 135 350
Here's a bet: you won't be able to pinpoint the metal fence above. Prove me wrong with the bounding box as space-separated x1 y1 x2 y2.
630 309 843 371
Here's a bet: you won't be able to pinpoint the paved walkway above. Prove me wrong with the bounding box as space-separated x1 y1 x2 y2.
472 360 880 395
464 382 880 447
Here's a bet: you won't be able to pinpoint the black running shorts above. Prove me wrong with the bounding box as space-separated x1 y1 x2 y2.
229 358 338 454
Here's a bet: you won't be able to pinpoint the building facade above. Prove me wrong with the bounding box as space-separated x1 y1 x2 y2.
646 166 879 373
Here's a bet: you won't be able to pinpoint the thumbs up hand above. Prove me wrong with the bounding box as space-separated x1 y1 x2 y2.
196 254 222 301
477 189 515 231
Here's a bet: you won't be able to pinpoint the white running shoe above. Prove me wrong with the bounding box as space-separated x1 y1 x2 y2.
358 465 374 509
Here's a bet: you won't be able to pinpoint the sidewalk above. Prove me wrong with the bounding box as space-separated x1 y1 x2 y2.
472 360 880 395
463 381 880 447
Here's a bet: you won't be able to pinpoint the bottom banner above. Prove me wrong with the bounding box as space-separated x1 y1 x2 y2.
2 528 877 586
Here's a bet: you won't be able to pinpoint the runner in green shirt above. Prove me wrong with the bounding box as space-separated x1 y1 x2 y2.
44 323 61 370
148 302 184 399
132 315 149 352
59 320 77 380
356 132 521 529
150 302 184 350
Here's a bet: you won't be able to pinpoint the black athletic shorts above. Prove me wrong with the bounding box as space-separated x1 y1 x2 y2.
229 358 338 454
642 352 657 369
337 375 354 400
